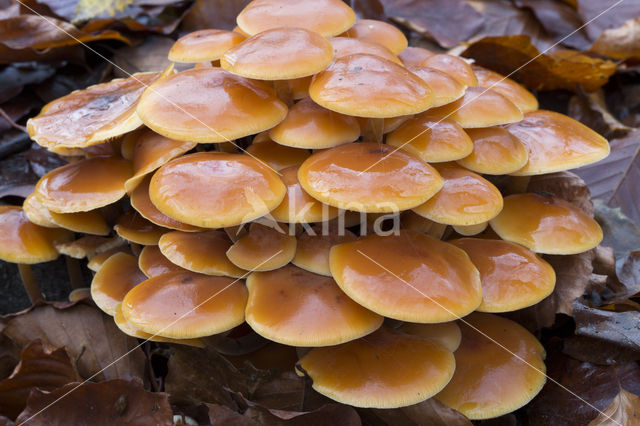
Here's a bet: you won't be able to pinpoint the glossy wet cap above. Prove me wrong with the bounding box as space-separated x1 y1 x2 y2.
138 245 187 278
27 73 158 148
87 246 131 272
329 37 401 64
246 265 382 346
23 193 59 228
309 54 434 118
457 127 528 175
226 223 296 271
507 110 610 176
329 230 482 322
407 66 467 107
49 209 109 236
169 29 245 63
245 137 310 171
298 142 443 213
398 46 435 67
435 313 546 419
114 210 168 245
399 322 462 352
297 327 455 408
341 19 407 54
137 68 287 143
236 0 355 37
489 193 603 255
473 65 538 112
121 271 248 338
292 223 357 276
55 236 124 259
149 152 286 228
421 54 477 86
91 252 147 316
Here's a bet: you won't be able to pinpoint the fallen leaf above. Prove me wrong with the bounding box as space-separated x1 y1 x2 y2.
350 0 386 20
563 336 640 366
360 398 472 426
243 403 362 426
32 62 111 104
0 339 80 420
112 36 173 77
589 388 640 426
0 131 32 161
573 298 640 352
462 35 617 92
14 378 173 425
207 403 257 425
617 251 640 298
593 201 640 262
0 63 57 104
576 0 640 42
0 335 19 382
526 171 594 216
568 90 633 140
74 0 136 23
0 150 39 199
590 17 640 60
24 145 67 178
180 0 250 32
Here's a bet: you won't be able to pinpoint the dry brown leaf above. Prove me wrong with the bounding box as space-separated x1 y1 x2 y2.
207 403 257 425
617 251 640 298
0 339 80 420
362 398 472 426
112 36 174 77
14 378 173 425
589 388 640 426
576 0 640 42
573 298 640 352
180 0 250 32
563 336 640 366
243 403 362 426
590 17 640 60
568 90 633 140
526 171 594 216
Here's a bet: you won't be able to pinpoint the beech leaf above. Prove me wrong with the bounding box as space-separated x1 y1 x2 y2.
590 17 640 60
573 298 640 352
588 388 640 426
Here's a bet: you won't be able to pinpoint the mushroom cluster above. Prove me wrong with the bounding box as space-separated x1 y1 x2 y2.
14 0 611 419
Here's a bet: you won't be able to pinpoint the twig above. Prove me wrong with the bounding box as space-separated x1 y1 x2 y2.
0 106 28 133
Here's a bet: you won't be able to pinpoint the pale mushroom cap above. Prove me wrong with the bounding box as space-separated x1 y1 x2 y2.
23 193 57 228
297 327 455 408
55 236 124 259
245 137 311 170
91 252 147 316
342 19 408 54
329 230 482 322
507 110 610 176
298 142 443 213
236 0 356 37
35 157 132 213
473 65 538 112
435 313 546 420
489 193 603 255
226 223 297 271
49 209 110 236
457 127 529 175
386 114 473 162
114 210 168 245
121 271 248 339
136 68 287 143
149 152 286 228
269 97 360 149
421 54 477 86
0 206 71 264
292 223 357 276
168 29 245 63
399 322 462 352
329 37 402 64
87 246 131 272
398 46 435 67
159 230 247 278
309 54 435 118
246 265 382 346
407 66 467 108
412 163 504 226
138 245 187 278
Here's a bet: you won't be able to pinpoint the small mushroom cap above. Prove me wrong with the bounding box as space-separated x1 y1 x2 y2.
27 73 158 149
507 110 610 176
269 97 360 149
245 137 311 170
159 230 246 278
270 166 339 224
35 157 132 213
297 327 455 408
399 322 462 352
429 87 524 128
457 127 528 175
221 27 333 80
421 54 477 86
309 54 435 118
168 29 245 63
136 68 287 143
329 37 402 64
452 238 556 312
91 252 147 316
398 46 435 67
138 245 187 278
435 313 546 420
0 206 71 264
407 66 467 107
298 142 443 213
87 246 131 272
473 65 538 112
49 209 109 236
68 288 91 302
341 19 408 54
329 230 482 322
386 114 473 163
23 193 58 228
292 223 357 276
149 152 286 228
412 163 504 226
114 210 168 245
226 223 296 271
489 193 603 255
246 265 382 346
121 271 248 339
55 236 124 259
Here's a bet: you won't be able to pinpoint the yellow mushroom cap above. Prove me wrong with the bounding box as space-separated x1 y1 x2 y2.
329 36 402 64
489 193 603 255
49 209 109 236
457 127 529 175
23 193 58 228
435 313 546 420
507 110 610 176
473 65 538 112
341 19 407 54
0 206 71 264
114 210 168 245
121 271 248 339
91 252 147 316
27 72 158 149
407 66 467 108
421 54 477 86
136 68 287 143
226 223 296 272
398 46 435 67
297 327 455 408
246 265 382 346
412 163 503 226
168 29 245 63
236 0 355 37
221 27 333 80
292 223 357 276
309 54 435 118
386 114 473 163
87 246 131 272
269 97 360 149
34 157 132 213
329 230 482 322
138 245 187 278
298 142 443 213
399 322 462 352
245 137 311 171
149 152 286 228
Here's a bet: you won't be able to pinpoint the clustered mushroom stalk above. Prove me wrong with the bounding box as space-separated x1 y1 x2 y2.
20 0 610 419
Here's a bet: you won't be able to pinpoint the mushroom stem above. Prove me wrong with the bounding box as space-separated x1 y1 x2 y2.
274 80 294 107
506 176 531 194
130 243 142 256
425 222 448 240
453 222 488 236
209 330 269 355
18 263 43 304
363 118 384 143
65 256 85 289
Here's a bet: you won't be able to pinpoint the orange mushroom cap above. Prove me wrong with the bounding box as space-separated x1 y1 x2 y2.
245 136 311 171
138 245 187 278
226 223 296 272
292 223 357 276
473 65 538 112
87 246 131 272
329 37 402 64
23 193 61 228
407 66 467 108
168 29 245 63
457 127 528 175
341 19 408 54
398 46 435 67
91 252 147 316
49 209 109 236
420 54 477 86
114 210 168 245
399 321 462 352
